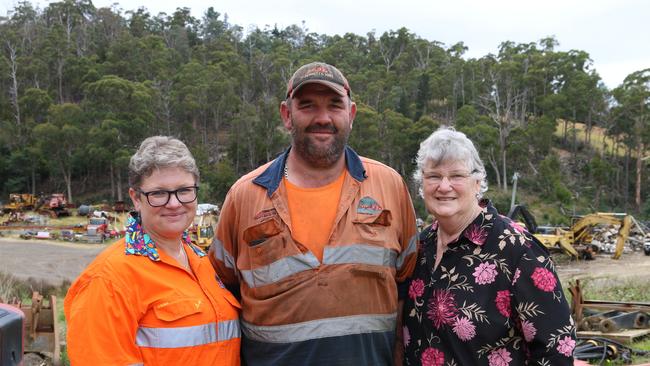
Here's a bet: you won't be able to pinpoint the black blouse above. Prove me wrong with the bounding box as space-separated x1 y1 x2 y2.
402 201 576 366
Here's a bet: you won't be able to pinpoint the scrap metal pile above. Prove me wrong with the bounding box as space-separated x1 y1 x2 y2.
570 281 650 363
590 222 649 255
508 205 650 259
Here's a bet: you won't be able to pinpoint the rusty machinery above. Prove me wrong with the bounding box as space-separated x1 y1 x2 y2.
570 281 650 363
1 292 60 365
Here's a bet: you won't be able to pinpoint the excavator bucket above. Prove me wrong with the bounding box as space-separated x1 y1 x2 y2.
612 215 632 259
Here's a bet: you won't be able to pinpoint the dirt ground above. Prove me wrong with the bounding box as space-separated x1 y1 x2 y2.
1 236 649 288
0 237 108 286
556 250 650 284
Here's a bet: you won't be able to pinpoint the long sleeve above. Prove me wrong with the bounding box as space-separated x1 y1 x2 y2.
395 175 418 283
209 190 240 296
65 276 143 365
511 236 576 365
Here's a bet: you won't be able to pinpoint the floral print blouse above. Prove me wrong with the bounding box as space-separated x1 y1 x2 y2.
402 201 576 366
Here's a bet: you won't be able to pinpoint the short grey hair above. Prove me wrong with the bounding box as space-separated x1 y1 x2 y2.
128 136 199 189
413 126 488 198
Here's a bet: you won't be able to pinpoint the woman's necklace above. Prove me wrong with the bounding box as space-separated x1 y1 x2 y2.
178 242 189 269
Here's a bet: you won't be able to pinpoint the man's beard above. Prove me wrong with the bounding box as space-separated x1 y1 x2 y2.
291 120 350 168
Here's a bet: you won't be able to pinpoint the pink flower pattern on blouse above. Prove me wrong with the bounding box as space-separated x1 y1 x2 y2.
421 347 445 366
403 326 411 347
452 316 476 341
531 267 557 292
473 262 498 285
408 278 425 300
402 201 576 366
495 290 511 318
520 319 537 342
488 348 512 366
464 223 489 245
556 336 576 357
427 289 459 329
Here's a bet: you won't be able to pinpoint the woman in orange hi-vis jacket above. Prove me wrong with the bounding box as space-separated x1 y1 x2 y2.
64 136 240 365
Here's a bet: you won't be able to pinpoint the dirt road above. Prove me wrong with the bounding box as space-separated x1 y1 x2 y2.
1 236 650 288
556 251 650 283
0 237 108 286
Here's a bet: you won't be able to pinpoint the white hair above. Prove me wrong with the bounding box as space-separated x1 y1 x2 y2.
413 126 488 198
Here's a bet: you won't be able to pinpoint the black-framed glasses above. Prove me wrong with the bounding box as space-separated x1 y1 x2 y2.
137 185 199 207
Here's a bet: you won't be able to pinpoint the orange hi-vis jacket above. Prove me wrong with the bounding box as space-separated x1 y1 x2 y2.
65 238 241 366
209 147 418 365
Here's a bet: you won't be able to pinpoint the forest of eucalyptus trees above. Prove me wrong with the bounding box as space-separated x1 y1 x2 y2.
0 0 648 218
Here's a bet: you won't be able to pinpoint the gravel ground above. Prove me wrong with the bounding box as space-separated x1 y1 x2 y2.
0 237 109 286
1 236 649 287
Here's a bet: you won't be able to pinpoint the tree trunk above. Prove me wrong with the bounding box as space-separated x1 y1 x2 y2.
500 128 508 191
6 41 22 138
60 161 73 204
488 153 501 189
110 163 115 200
31 168 36 196
624 148 630 211
57 58 65 103
635 143 644 211
116 167 124 202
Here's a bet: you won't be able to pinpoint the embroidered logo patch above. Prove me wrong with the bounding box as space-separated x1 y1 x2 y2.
254 208 278 221
357 196 382 215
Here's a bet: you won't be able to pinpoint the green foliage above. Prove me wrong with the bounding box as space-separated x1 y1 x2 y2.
537 155 572 204
0 1 647 217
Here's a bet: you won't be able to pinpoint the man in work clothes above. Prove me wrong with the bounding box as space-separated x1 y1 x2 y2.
209 62 418 365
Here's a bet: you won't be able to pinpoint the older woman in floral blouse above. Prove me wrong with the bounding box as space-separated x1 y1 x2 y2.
401 126 576 365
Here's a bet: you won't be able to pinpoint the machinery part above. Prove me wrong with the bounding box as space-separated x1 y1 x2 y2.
598 312 649 333
574 337 649 363
2 194 39 214
7 292 60 366
190 209 218 251
508 206 637 260
506 204 537 233
0 303 24 366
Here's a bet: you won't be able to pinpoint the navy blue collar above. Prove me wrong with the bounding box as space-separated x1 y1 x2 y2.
253 146 367 196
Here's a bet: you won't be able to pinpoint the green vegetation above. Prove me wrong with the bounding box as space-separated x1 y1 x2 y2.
576 277 650 303
0 1 648 221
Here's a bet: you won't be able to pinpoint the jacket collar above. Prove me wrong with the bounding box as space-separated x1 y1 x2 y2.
124 212 205 261
253 145 367 197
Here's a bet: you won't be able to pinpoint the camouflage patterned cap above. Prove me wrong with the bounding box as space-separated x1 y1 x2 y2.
286 62 351 99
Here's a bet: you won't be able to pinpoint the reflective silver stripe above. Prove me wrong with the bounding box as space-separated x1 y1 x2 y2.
323 244 396 267
241 244 401 288
136 320 240 348
396 234 418 271
211 239 236 270
240 252 319 288
241 313 396 343
218 319 241 341
128 364 144 366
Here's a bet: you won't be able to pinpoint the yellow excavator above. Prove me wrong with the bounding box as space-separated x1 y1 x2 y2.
508 205 634 260
189 212 217 251
2 193 39 213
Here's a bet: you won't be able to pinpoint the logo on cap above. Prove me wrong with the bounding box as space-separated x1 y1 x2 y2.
286 62 351 98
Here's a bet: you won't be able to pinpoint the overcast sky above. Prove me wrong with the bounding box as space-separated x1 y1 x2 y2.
2 0 648 89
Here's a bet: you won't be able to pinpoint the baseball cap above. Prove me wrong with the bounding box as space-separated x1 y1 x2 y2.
286 62 351 99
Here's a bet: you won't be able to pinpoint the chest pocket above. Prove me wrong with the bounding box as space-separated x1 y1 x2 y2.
242 218 291 268
352 209 395 245
243 218 282 247
240 218 316 297
153 298 203 322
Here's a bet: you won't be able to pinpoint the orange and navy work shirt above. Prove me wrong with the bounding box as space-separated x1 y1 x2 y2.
65 216 241 366
209 146 418 366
